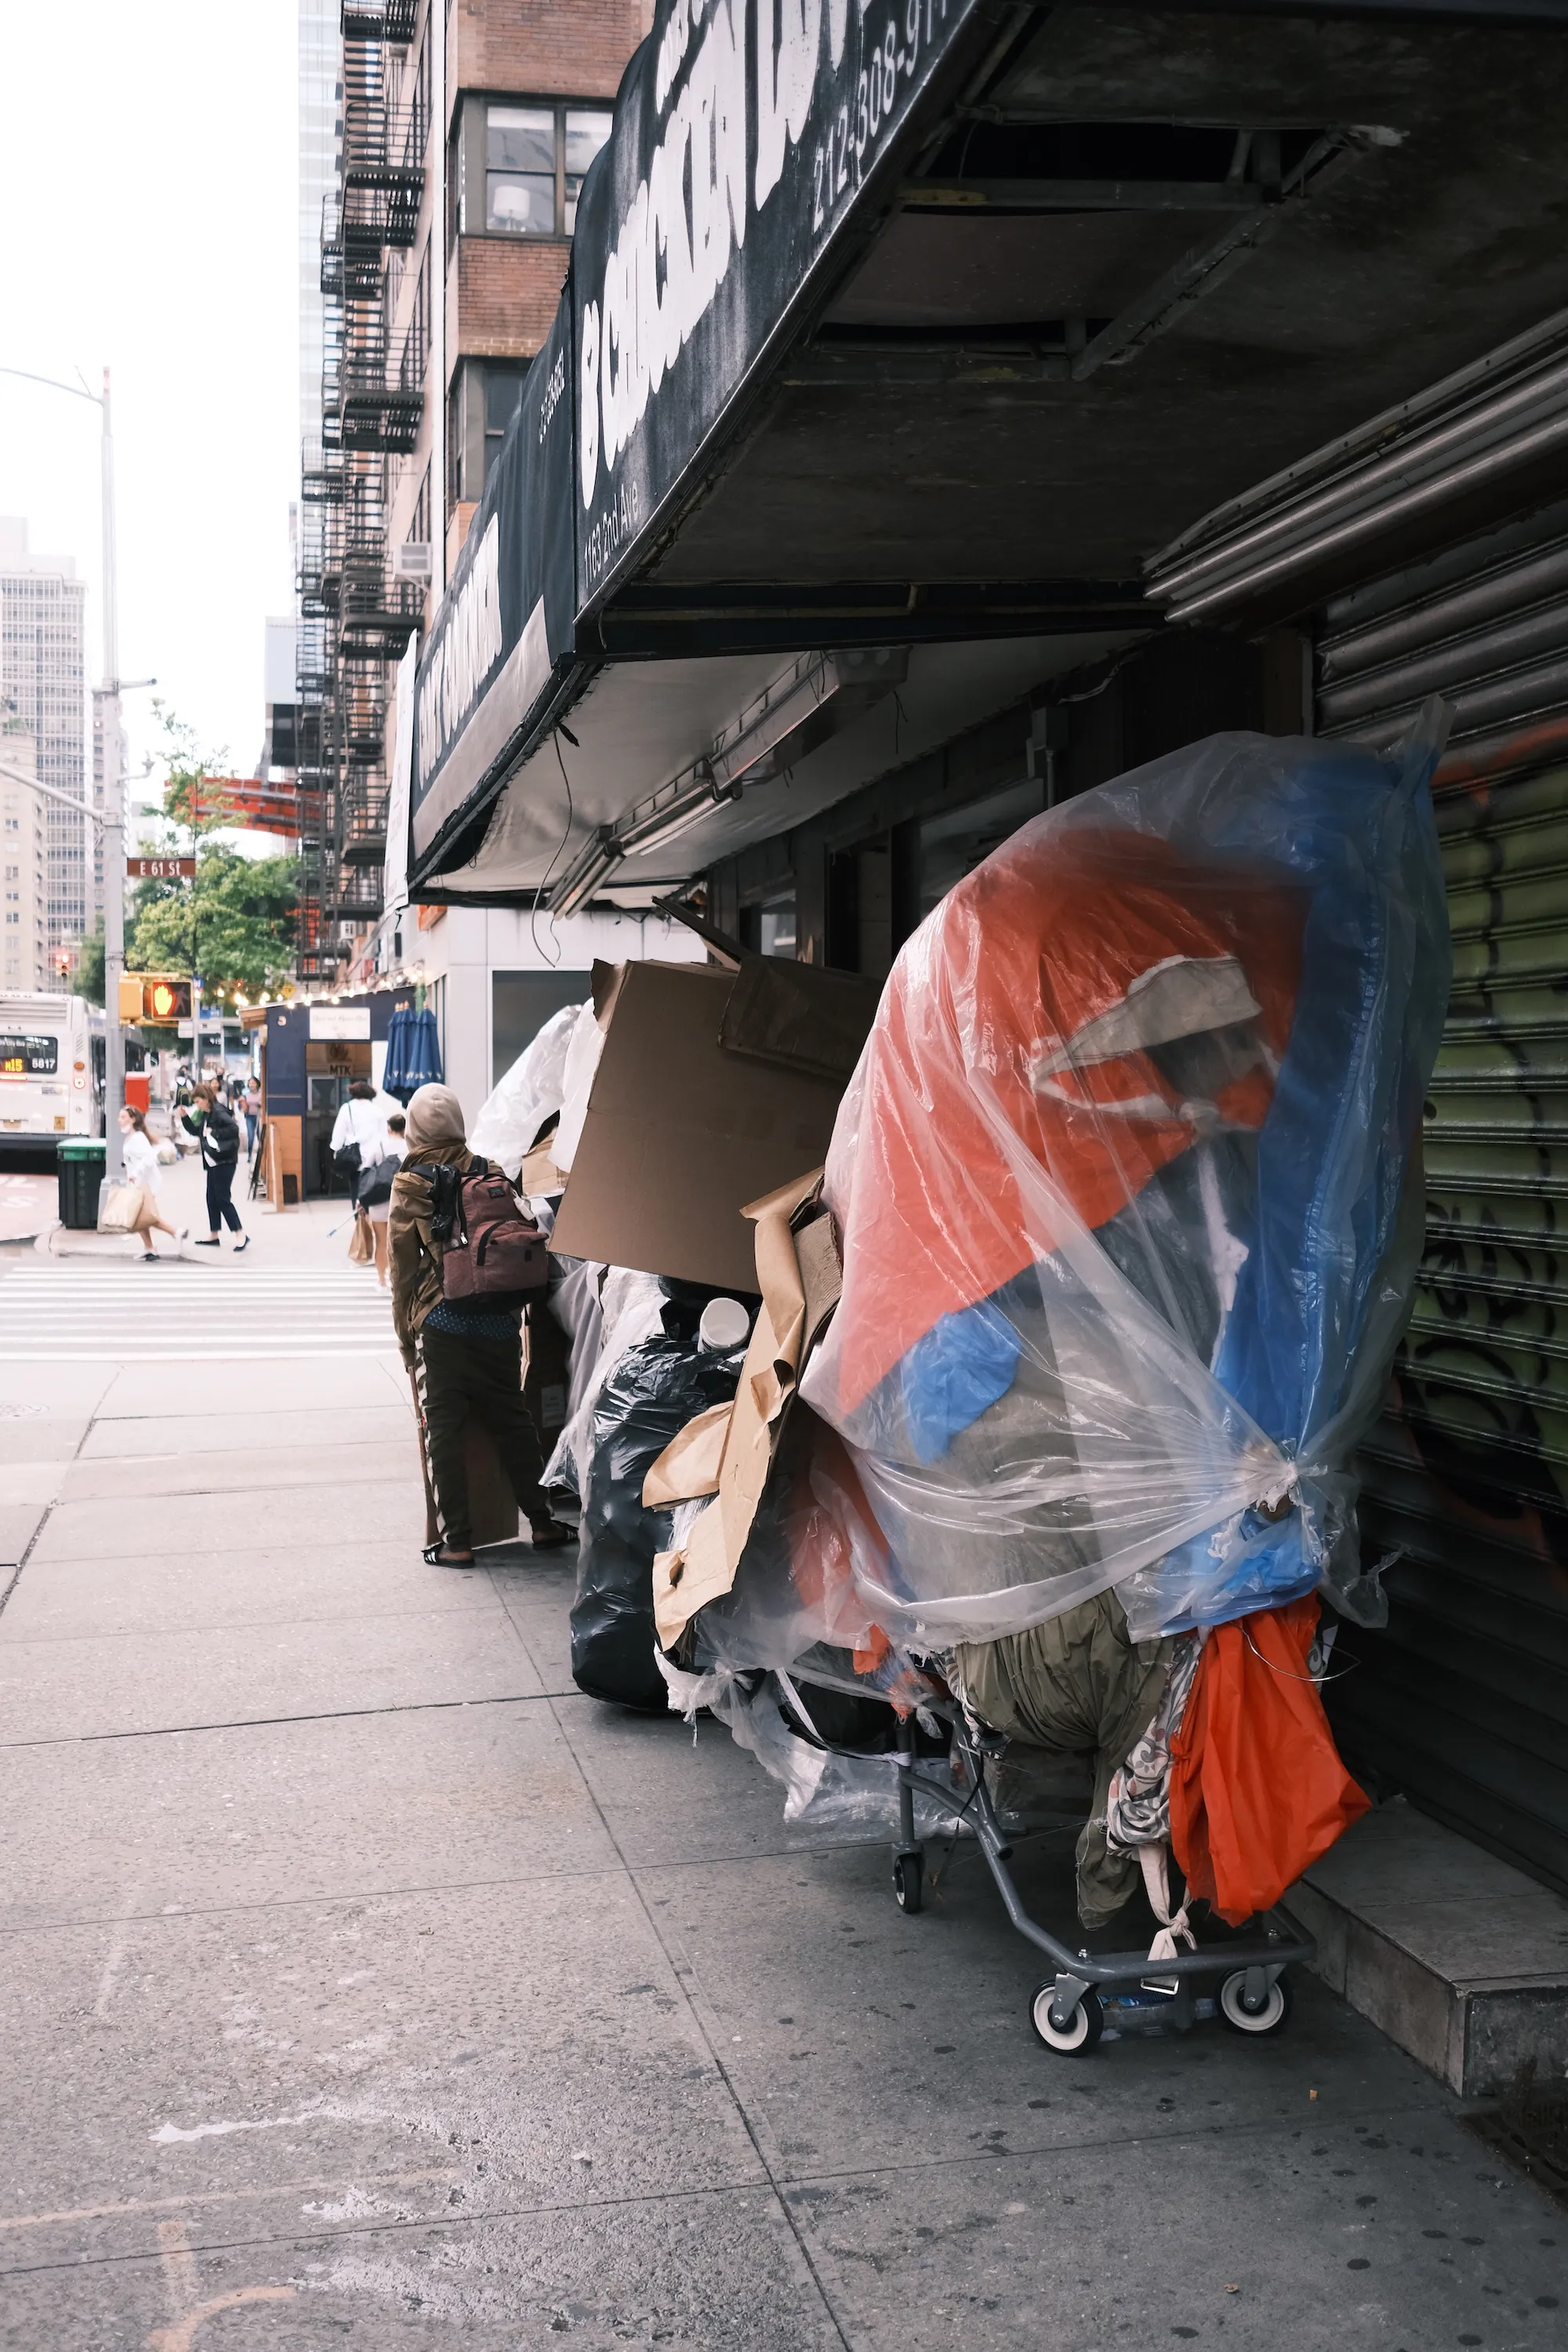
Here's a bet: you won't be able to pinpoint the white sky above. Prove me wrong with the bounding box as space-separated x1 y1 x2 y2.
0 2 298 787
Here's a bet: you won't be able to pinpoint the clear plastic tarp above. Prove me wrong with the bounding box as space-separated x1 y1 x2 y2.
795 714 1450 1646
468 1000 583 1178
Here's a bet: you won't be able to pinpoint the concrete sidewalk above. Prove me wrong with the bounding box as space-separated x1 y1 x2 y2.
0 1306 1562 2347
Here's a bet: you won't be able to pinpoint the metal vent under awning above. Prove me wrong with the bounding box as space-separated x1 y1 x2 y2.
1314 503 1568 1899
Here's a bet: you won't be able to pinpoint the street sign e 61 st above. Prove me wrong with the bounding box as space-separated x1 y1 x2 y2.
127 856 196 879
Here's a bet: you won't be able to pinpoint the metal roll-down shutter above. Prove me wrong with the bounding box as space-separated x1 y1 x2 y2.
1316 503 1568 1897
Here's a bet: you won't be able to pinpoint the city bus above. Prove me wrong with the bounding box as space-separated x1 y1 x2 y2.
0 990 147 1151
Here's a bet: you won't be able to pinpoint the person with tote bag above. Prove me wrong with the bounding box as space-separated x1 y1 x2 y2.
354 1109 407 1286
111 1107 187 1261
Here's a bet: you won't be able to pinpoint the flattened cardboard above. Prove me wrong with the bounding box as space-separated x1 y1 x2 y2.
550 961 850 1291
643 1399 732 1507
652 1174 839 1649
517 1142 566 1196
720 956 880 1082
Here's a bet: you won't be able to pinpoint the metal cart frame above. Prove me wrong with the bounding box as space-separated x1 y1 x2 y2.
777 1673 1317 2052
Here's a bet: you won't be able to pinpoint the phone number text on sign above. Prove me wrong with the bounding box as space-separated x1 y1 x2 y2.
812 0 949 234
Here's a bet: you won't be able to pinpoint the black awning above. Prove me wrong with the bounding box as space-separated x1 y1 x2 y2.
409 303 576 875
409 0 1568 897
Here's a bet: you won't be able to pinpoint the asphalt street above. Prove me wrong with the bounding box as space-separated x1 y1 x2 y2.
0 1174 1561 2349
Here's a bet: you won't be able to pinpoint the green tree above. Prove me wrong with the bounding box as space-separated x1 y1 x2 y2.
127 704 298 1005
74 924 106 1007
130 846 299 999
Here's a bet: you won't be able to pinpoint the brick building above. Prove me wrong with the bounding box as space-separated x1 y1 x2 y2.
296 0 648 983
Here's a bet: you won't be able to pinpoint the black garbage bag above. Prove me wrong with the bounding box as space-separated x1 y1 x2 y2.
570 1294 749 1709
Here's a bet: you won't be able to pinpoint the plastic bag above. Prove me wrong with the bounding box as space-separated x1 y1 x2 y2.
553 1000 607 1174
658 1654 974 1835
799 711 1450 1648
1170 1596 1369 1922
469 1002 582 1179
544 1264 667 1502
569 1298 749 1709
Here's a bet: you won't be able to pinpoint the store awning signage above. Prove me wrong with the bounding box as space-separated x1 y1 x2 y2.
410 305 575 866
574 0 982 610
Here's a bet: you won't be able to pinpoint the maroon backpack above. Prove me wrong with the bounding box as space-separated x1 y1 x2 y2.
436 1159 549 1301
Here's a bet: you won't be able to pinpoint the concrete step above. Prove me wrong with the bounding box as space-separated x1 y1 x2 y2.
1288 1796 1568 2098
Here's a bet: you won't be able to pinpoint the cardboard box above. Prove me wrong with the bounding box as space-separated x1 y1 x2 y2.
649 1171 843 1649
550 960 876 1293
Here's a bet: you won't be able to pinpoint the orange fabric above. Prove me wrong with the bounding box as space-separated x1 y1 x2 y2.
1169 1599 1370 1925
786 1430 891 1663
830 826 1303 1410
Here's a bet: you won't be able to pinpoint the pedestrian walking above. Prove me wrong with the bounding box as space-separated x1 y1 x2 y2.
116 1106 187 1261
329 1079 387 1196
357 1108 407 1287
241 1076 261 1156
179 1081 249 1252
389 1082 571 1566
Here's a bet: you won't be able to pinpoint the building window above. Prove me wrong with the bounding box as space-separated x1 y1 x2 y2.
459 97 612 238
739 891 797 958
448 358 532 504
916 779 1045 926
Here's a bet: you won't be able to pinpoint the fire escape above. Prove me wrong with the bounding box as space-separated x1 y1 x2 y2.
296 0 426 975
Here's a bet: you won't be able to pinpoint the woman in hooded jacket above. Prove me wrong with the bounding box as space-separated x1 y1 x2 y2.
389 1083 572 1566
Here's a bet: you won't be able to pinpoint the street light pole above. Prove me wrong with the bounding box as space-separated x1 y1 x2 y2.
98 371 125 1181
0 364 125 1177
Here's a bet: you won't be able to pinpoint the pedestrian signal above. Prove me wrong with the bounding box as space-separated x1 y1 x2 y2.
140 977 191 1022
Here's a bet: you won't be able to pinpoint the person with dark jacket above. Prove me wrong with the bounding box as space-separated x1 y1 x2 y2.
180 1082 248 1251
389 1082 569 1566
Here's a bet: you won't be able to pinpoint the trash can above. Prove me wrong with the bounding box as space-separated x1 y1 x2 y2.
57 1138 107 1231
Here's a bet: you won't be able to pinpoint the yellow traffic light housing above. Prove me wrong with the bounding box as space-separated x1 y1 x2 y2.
122 973 192 1024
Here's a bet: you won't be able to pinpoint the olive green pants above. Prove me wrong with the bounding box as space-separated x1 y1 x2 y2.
414 1323 547 1550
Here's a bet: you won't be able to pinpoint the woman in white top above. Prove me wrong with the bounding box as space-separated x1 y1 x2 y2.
360 1109 408 1285
118 1106 187 1261
328 1079 388 1175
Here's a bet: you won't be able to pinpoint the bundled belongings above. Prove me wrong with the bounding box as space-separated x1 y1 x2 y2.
650 710 1450 2049
570 1287 752 1710
800 710 1449 1646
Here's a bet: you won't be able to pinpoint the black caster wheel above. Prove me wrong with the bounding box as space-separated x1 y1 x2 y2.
891 1848 925 1913
1218 1967 1293 2035
1030 1982 1104 2053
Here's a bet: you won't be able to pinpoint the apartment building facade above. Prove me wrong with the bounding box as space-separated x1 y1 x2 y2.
0 518 88 960
0 716 51 992
297 0 648 982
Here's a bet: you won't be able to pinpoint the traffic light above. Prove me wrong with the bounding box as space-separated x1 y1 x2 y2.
122 974 192 1024
142 976 191 1023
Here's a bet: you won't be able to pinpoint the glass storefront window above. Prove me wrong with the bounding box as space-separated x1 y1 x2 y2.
916 779 1045 921
758 895 797 957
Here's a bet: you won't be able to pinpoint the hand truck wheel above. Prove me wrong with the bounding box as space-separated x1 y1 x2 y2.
1218 1966 1292 2035
891 1847 924 1913
1030 1982 1103 2053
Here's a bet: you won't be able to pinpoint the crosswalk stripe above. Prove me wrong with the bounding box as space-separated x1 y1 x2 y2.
0 1265 401 1359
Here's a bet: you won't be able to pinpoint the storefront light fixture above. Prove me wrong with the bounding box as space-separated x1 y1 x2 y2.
543 651 907 917
546 825 622 920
